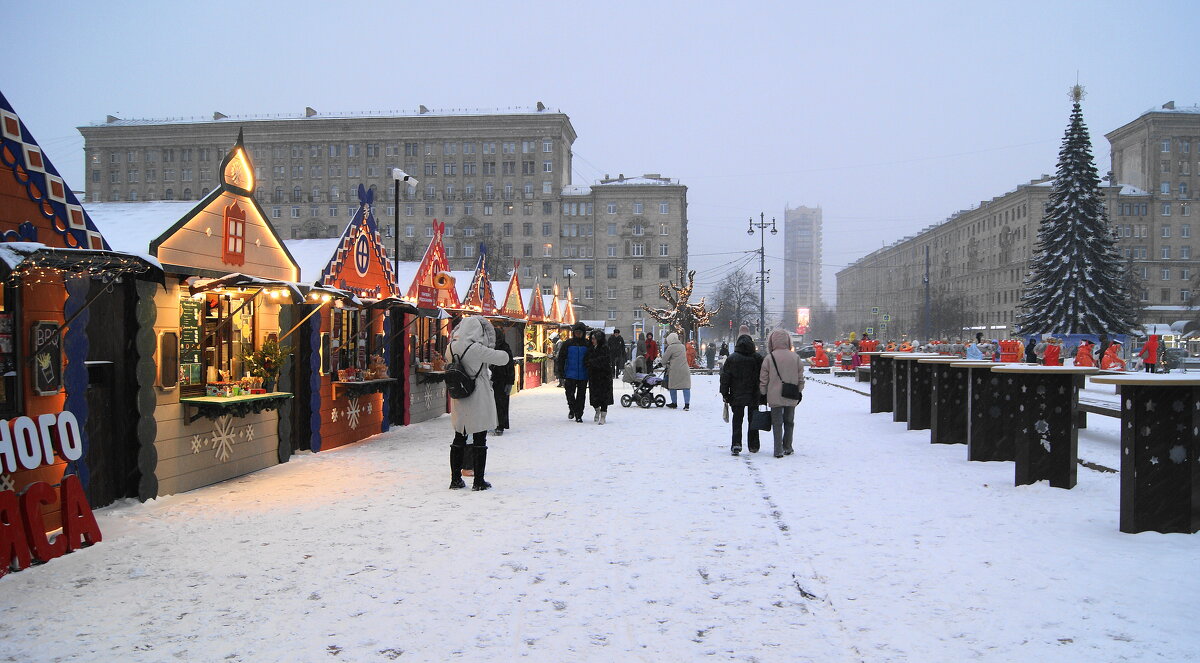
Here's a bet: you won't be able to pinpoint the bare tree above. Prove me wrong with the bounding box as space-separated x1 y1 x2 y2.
709 268 759 341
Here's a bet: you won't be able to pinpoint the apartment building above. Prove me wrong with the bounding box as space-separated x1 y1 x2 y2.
782 205 823 333
835 102 1200 339
77 105 687 335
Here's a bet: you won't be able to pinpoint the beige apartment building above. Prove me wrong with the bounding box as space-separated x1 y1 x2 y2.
836 102 1200 340
78 105 688 336
782 205 822 333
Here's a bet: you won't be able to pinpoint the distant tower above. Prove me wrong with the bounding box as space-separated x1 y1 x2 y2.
783 205 822 334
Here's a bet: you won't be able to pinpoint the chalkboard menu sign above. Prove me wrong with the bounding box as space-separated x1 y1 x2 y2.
31 320 61 396
179 299 203 384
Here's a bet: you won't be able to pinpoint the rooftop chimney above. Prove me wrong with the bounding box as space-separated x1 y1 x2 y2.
213 111 228 120
1163 101 1176 110
305 106 318 117
536 101 546 111
419 105 429 114
105 115 120 124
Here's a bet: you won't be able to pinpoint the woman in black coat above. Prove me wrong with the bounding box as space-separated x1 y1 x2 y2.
491 333 516 435
585 329 614 424
719 334 763 455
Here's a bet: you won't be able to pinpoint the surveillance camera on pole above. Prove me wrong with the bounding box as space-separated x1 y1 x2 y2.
390 169 419 278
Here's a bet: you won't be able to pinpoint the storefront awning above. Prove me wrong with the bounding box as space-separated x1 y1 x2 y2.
0 242 163 284
188 273 305 303
365 296 419 314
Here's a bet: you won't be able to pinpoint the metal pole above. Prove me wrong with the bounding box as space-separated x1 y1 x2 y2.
748 212 777 343
924 244 931 341
394 178 400 283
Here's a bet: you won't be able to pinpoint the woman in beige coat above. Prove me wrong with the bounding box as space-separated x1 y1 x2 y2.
759 329 805 457
660 332 693 410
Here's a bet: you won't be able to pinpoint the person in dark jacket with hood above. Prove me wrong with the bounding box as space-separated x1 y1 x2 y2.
490 331 515 436
555 321 591 421
586 329 614 424
719 334 764 455
1024 336 1039 364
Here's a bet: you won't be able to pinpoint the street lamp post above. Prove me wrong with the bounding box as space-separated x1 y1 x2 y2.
747 212 777 343
390 168 419 280
565 268 576 300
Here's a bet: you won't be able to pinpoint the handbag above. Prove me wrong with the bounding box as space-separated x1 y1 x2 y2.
722 402 730 423
770 352 802 401
751 407 773 431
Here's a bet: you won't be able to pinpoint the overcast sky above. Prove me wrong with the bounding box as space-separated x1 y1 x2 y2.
7 1 1196 313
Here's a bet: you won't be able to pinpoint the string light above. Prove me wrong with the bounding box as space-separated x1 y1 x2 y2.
641 267 719 340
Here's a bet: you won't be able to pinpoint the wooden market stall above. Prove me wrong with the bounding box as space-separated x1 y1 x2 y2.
142 132 302 497
400 220 459 424
299 185 415 452
522 277 556 388
0 91 162 572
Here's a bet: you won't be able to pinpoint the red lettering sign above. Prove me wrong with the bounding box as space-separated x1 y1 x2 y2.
0 475 101 576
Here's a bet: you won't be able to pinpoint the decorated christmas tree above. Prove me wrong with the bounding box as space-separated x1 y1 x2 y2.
1016 86 1136 335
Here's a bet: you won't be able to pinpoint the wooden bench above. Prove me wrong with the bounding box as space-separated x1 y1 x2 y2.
809 367 831 374
834 369 856 377
1077 397 1120 429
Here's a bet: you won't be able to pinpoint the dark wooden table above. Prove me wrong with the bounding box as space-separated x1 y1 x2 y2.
954 361 1019 463
991 365 1098 489
893 354 943 430
864 352 893 414
920 357 972 445
1091 374 1200 534
888 353 942 423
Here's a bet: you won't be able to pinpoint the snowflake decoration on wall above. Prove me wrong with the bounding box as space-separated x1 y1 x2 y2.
331 407 339 423
0 474 13 492
191 434 206 454
211 415 238 462
345 397 362 429
242 423 255 441
366 402 373 415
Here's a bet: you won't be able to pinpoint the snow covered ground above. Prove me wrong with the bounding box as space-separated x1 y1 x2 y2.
1 374 1196 662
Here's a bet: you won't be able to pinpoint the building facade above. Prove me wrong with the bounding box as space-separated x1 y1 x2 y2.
78 106 688 336
782 205 822 334
836 102 1200 340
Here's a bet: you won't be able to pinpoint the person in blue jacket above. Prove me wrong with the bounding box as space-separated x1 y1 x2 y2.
555 321 591 422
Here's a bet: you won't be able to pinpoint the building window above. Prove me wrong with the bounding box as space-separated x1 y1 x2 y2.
463 245 474 258
1162 139 1171 153
1162 246 1171 259
483 203 494 216
1162 268 1172 280
632 264 642 279
659 243 669 257
1183 205 1191 217
1181 246 1192 259
660 202 670 214
1162 202 1172 215
1162 182 1172 195
425 225 434 237
660 223 669 235
543 243 553 257
607 310 617 320
584 264 594 278
607 264 617 279
633 224 644 236
543 202 553 215
329 206 338 217
660 264 670 278
543 139 553 153
633 309 643 320
632 243 645 257
445 204 454 216
584 286 594 299
425 204 435 216
446 245 455 258
502 142 516 154
1163 225 1172 238
633 286 643 299
633 202 643 214
1182 290 1192 302
405 204 415 216
543 161 553 172
607 287 616 299
542 223 552 236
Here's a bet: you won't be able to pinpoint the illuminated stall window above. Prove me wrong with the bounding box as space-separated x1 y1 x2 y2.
179 292 256 396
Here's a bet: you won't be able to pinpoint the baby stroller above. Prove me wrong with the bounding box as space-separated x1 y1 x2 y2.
620 362 667 408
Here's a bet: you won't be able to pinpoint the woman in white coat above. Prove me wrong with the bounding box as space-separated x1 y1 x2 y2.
660 332 693 410
448 316 512 491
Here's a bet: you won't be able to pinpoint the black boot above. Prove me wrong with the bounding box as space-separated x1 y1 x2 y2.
449 444 466 489
472 445 492 491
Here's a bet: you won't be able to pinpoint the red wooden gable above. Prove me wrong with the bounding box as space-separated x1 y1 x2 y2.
404 220 459 309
